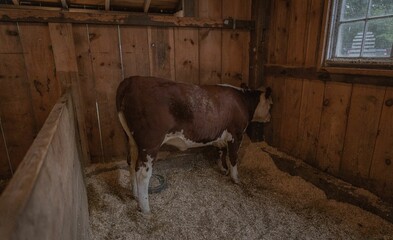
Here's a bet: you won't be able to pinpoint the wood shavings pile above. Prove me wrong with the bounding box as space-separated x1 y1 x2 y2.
85 138 393 240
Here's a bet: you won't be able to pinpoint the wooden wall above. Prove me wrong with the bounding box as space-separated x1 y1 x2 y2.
264 0 393 203
0 0 252 177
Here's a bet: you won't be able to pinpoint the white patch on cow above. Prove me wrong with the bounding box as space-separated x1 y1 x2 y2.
252 93 273 123
118 112 138 199
137 155 153 214
230 163 239 184
162 129 233 151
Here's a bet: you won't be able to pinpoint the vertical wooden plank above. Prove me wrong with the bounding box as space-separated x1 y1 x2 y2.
316 82 352 176
279 0 308 156
88 25 127 161
0 119 9 179
120 26 150 78
18 23 61 129
341 85 385 184
296 0 325 164
198 0 221 18
269 0 291 64
73 24 102 163
279 78 303 153
250 0 272 88
264 76 286 147
296 79 324 164
304 0 324 67
265 0 291 147
198 0 222 85
221 30 250 86
48 23 90 164
0 23 37 175
148 27 175 80
370 88 393 202
199 29 222 85
286 0 309 66
174 28 199 84
221 0 251 86
0 56 36 176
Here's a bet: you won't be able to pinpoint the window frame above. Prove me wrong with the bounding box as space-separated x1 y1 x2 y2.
324 0 393 69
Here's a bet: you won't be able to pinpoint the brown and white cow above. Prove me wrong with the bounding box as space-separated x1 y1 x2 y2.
116 76 272 213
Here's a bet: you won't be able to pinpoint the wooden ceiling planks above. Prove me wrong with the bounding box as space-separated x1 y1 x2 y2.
17 0 179 12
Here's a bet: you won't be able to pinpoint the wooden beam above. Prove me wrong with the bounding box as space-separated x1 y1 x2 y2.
11 0 19 5
48 23 90 164
0 7 254 30
143 0 151 13
105 0 110 11
60 0 68 9
265 64 393 87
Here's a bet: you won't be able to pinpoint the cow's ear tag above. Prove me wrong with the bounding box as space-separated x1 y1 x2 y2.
265 87 272 99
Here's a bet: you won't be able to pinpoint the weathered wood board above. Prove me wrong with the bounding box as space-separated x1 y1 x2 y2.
316 82 352 176
88 25 127 161
49 22 90 164
0 94 90 240
297 79 324 165
18 23 61 129
73 24 103 163
279 78 303 154
120 26 150 78
370 87 393 202
0 23 36 177
174 28 199 84
198 0 222 85
148 27 175 80
221 0 250 86
340 84 385 184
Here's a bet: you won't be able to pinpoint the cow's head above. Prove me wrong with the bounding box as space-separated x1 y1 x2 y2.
252 87 273 123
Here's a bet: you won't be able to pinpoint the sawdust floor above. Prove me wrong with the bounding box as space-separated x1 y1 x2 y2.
85 139 393 240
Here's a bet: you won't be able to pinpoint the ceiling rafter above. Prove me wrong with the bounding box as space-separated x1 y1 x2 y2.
105 0 110 11
60 0 68 9
143 0 151 13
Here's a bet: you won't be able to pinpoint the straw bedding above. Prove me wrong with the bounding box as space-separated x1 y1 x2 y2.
86 138 393 240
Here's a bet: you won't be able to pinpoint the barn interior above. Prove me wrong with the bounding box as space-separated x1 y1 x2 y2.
0 0 392 239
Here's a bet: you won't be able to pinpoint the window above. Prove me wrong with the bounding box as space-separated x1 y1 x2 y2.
326 0 393 65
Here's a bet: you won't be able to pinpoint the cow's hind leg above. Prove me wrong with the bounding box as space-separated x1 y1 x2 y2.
136 152 154 214
228 137 243 184
217 147 229 175
118 112 138 199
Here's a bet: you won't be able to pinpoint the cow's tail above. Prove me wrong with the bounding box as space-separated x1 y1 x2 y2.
116 78 129 112
116 78 138 166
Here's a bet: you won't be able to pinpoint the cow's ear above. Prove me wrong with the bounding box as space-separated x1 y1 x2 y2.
240 83 249 89
265 87 272 99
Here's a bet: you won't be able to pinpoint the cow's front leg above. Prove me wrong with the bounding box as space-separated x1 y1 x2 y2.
217 147 229 175
228 136 243 184
136 152 154 214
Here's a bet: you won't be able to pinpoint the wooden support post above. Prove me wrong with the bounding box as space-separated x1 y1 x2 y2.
12 0 19 5
48 23 90 165
249 0 272 88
